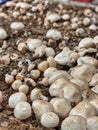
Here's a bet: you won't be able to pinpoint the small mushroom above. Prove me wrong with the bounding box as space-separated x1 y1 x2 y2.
46 29 62 40
11 80 22 90
89 73 98 87
70 63 95 82
50 98 71 118
87 116 98 130
59 83 81 104
41 112 60 128
47 13 61 22
30 88 48 101
49 78 69 97
32 100 54 119
44 67 57 78
38 61 48 72
0 91 3 104
61 115 86 130
16 2 30 9
9 92 27 108
19 84 29 94
78 37 95 48
45 47 55 57
14 102 32 120
69 101 97 119
0 28 8 40
27 39 42 51
90 99 98 112
5 74 14 84
10 22 24 30
30 70 40 79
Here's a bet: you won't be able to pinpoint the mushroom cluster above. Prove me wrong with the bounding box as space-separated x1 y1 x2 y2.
0 0 98 129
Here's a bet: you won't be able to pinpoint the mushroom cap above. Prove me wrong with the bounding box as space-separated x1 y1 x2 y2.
0 28 8 40
87 116 98 130
47 13 61 22
32 100 54 119
90 99 98 112
44 67 57 78
78 37 95 48
89 73 98 87
61 115 86 130
9 92 27 108
59 83 81 103
11 80 22 90
41 112 59 128
14 102 32 120
30 88 41 101
50 98 71 118
27 39 42 51
69 101 97 119
49 78 69 97
46 29 62 40
10 22 24 30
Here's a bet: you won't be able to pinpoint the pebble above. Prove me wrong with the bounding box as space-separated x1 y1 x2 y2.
14 102 32 120
0 28 8 40
46 29 62 40
9 92 27 108
10 22 24 30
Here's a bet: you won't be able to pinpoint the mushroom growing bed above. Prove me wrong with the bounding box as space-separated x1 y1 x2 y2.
0 0 98 130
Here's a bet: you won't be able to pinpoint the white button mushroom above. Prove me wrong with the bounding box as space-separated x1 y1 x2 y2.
30 70 40 79
47 13 61 22
69 101 97 119
49 78 69 97
30 88 48 101
62 14 70 21
78 37 95 48
46 29 62 40
47 56 57 67
11 80 22 90
0 28 7 40
0 54 10 65
87 116 98 130
45 47 55 57
19 84 29 94
32 100 54 119
9 92 27 108
17 42 27 52
70 78 88 91
89 24 97 31
83 17 91 26
14 102 32 120
50 98 71 118
38 61 48 72
5 74 14 84
49 70 71 84
16 2 30 9
55 47 73 65
89 73 98 87
41 112 59 128
27 39 42 51
70 63 95 82
59 83 81 104
61 115 86 130
44 67 57 78
10 22 24 30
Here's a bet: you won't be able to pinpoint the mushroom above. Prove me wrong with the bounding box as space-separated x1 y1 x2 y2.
30 88 48 101
16 2 30 9
78 37 95 48
46 29 62 40
47 13 61 22
5 74 14 84
44 67 57 78
61 115 86 130
70 78 88 91
41 112 60 128
10 22 24 30
38 61 48 72
45 47 55 57
90 99 98 112
70 63 95 82
59 83 81 104
32 100 54 119
30 70 40 79
49 78 69 97
55 47 73 65
77 56 98 68
89 73 98 87
49 70 71 84
11 80 22 90
14 102 32 120
87 116 98 130
47 56 57 67
0 28 8 40
27 38 42 51
34 45 46 57
19 84 29 94
69 101 97 119
8 92 27 108
50 98 71 118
